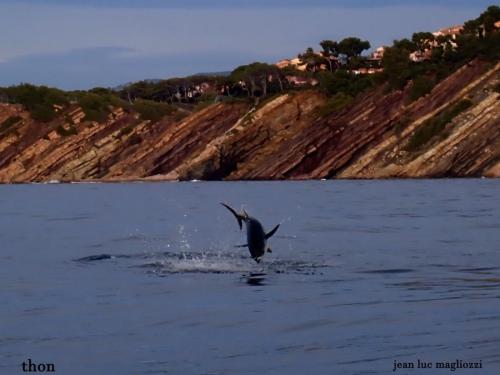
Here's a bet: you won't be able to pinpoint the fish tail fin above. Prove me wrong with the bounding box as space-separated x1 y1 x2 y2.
221 203 243 230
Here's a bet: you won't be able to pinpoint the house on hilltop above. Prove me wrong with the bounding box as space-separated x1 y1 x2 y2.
371 46 386 60
432 25 463 40
276 57 308 71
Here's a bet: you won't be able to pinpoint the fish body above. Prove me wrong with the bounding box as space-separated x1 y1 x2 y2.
221 203 280 263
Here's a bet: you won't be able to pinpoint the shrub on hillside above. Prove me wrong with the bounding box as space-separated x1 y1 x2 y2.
406 99 472 151
317 92 354 117
132 99 175 122
409 76 436 102
77 93 112 122
0 84 68 123
319 70 375 97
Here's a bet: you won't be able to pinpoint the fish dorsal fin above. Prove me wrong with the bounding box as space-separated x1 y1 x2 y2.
265 224 280 239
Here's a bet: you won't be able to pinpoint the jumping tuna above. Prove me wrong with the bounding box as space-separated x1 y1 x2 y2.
221 203 280 263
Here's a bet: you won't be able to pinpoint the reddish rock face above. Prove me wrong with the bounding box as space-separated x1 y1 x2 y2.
0 60 498 183
336 61 500 179
177 60 499 180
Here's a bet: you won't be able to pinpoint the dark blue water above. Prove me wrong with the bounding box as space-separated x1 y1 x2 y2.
1 180 499 375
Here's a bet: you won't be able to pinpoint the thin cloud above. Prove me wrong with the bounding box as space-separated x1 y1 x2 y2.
0 1 490 89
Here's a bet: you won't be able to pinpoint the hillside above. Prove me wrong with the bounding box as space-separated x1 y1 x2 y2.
1 4 499 183
0 59 498 183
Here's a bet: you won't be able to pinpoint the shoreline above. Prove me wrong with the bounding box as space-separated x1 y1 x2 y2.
1 175 498 185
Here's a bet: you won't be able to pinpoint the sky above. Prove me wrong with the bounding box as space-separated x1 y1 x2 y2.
0 0 494 90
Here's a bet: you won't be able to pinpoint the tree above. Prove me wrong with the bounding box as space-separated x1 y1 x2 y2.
412 32 435 51
298 47 325 72
319 40 339 72
246 63 279 97
463 19 483 38
435 34 453 49
3 84 68 122
393 38 417 52
318 69 374 97
455 5 500 61
279 65 306 90
382 46 412 90
462 6 500 39
338 37 371 60
230 62 277 98
151 81 177 103
479 5 500 36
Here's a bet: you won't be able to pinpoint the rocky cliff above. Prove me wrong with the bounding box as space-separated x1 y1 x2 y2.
0 60 498 183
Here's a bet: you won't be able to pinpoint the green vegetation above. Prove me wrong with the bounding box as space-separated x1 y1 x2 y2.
0 82 175 124
109 5 499 112
0 115 22 133
318 69 376 97
78 93 110 122
73 91 129 122
0 5 496 124
31 106 58 122
299 37 371 72
406 99 473 151
132 99 176 121
383 5 499 92
0 84 67 122
317 93 354 117
119 75 229 103
338 37 371 61
67 89 129 122
193 93 217 111
231 62 282 97
408 76 436 102
382 46 414 90
297 47 326 72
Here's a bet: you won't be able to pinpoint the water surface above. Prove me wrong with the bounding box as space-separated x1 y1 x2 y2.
1 180 499 374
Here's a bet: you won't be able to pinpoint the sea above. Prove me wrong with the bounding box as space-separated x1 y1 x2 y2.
1 180 499 374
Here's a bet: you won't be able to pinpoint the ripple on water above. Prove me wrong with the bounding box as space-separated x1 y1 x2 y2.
360 268 415 274
456 267 500 274
74 250 334 276
46 215 94 222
